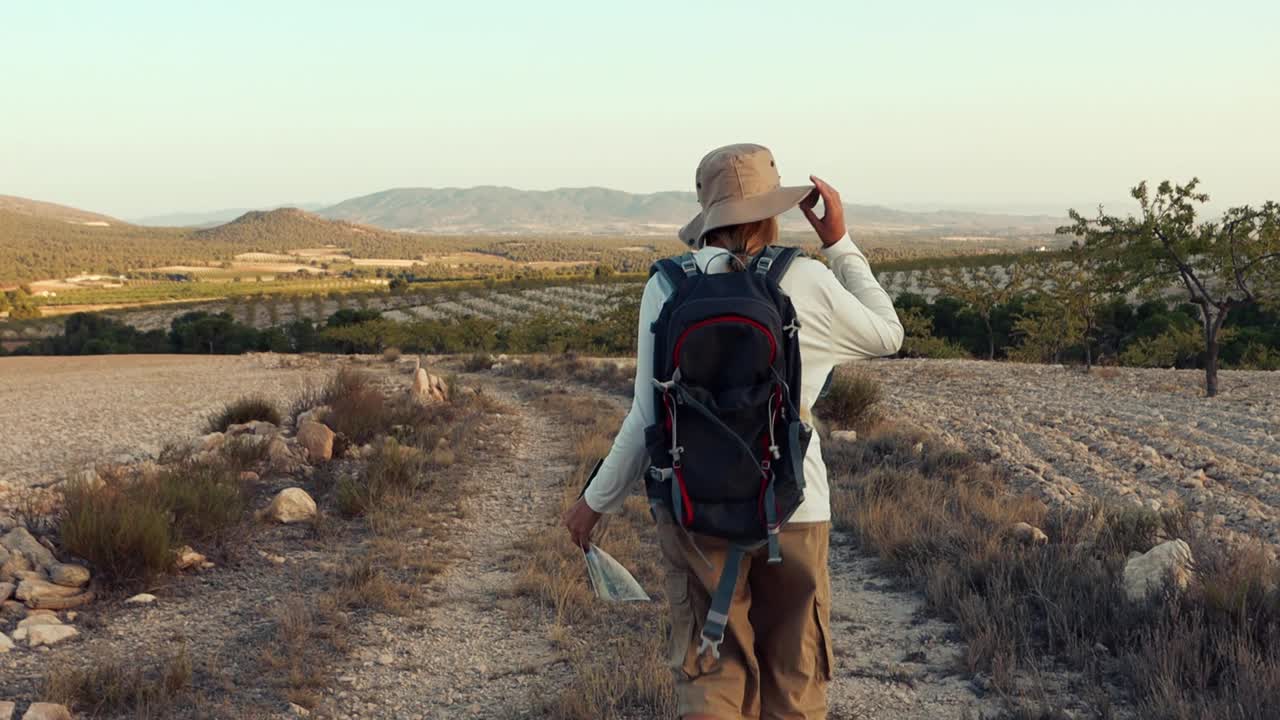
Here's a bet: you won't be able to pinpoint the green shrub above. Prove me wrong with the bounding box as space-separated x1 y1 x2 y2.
205 395 282 433
60 479 174 587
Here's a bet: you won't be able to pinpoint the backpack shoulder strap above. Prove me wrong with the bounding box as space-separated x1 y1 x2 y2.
649 253 699 291
751 246 801 285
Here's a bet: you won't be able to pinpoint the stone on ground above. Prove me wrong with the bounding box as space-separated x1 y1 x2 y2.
297 420 336 462
21 704 74 720
830 430 858 443
175 545 207 571
125 593 157 605
15 579 81 604
297 405 330 427
260 488 318 524
47 563 90 588
1123 539 1194 602
411 368 449 404
0 582 13 602
0 632 13 654
1010 522 1049 546
1 528 56 569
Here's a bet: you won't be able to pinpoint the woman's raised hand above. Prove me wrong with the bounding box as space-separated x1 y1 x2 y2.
800 175 847 248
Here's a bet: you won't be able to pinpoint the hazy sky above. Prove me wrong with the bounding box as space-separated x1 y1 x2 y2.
3 1 1277 218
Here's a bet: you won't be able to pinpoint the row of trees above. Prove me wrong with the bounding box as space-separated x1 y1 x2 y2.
923 180 1278 396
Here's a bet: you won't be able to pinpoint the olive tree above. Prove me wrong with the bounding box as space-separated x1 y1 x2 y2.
1062 179 1279 396
928 264 1025 360
1013 244 1108 368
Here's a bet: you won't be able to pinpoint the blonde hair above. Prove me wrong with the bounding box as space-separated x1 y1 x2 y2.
703 217 779 269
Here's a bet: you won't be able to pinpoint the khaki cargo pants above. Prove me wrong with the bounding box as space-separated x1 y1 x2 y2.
656 511 834 719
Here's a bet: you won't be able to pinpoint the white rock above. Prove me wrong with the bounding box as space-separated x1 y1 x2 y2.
0 582 13 602
1010 522 1049 546
829 430 858 443
0 633 13 654
26 623 79 647
21 703 74 720
1123 539 1194 602
175 546 207 571
261 488 317 524
296 421 335 462
125 593 157 605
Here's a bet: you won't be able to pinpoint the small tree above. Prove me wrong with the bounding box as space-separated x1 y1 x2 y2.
928 264 1025 360
1013 245 1108 368
1062 179 1279 396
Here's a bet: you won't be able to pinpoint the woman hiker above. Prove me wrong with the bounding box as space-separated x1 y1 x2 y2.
564 143 903 719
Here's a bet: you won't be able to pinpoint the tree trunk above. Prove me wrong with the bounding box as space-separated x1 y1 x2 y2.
1203 308 1228 398
1084 342 1093 372
984 316 995 361
1205 337 1220 397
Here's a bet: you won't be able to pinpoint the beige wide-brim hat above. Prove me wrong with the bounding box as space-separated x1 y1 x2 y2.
679 143 816 249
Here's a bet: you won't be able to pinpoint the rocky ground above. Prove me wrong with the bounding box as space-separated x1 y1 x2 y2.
866 359 1280 547
0 354 337 510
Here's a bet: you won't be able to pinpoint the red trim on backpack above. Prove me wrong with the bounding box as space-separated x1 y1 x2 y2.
672 316 777 369
673 465 695 526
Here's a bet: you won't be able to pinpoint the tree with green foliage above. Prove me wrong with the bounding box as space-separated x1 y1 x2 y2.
1013 245 1109 368
927 264 1025 360
1062 179 1280 396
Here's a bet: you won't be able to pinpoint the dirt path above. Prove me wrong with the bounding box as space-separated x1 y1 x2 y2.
322 379 572 719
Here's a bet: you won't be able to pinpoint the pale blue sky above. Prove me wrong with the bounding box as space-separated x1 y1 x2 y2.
2 1 1277 218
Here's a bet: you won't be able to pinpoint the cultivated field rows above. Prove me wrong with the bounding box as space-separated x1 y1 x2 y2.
868 359 1280 545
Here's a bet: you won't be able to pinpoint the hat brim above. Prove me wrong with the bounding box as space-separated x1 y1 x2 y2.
679 184 817 248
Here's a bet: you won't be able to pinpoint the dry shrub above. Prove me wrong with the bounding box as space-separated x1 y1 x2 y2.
60 477 174 587
151 460 247 543
60 457 249 587
220 434 270 471
205 395 281 433
827 423 1280 717
337 438 426 517
260 596 346 702
382 346 402 363
497 353 634 396
814 370 882 432
463 352 494 372
321 368 391 444
43 646 192 718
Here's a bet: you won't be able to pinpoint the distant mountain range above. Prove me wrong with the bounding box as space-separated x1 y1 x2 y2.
119 187 1064 236
315 186 1064 236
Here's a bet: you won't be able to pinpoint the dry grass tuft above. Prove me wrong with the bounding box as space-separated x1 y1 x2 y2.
43 646 193 718
205 395 282 433
494 353 635 396
814 370 882 432
321 368 392 445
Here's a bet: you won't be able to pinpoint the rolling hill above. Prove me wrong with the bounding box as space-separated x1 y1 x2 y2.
0 194 120 225
318 186 1065 236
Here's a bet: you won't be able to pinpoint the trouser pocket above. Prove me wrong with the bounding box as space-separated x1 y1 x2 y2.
814 593 834 682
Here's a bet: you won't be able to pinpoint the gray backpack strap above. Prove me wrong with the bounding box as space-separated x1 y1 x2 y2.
650 252 699 293
751 246 801 285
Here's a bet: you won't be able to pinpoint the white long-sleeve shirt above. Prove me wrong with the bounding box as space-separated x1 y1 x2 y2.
584 234 903 522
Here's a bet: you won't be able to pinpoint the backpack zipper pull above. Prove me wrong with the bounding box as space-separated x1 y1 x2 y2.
783 319 801 337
